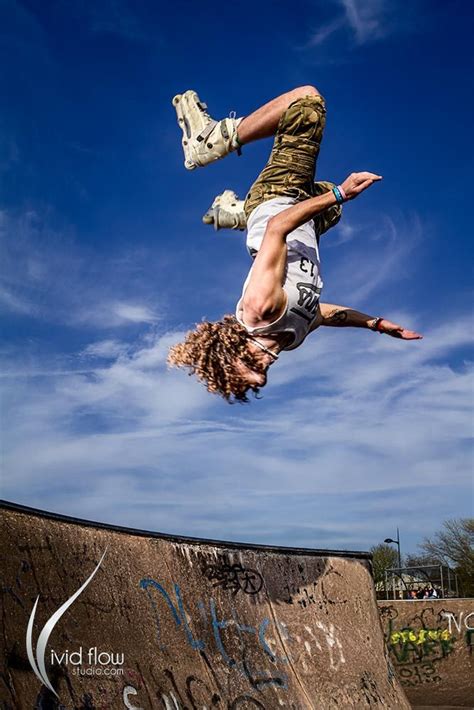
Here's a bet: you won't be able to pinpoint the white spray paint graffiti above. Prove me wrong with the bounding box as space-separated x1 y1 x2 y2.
314 620 346 671
123 685 144 710
441 611 474 634
162 691 181 710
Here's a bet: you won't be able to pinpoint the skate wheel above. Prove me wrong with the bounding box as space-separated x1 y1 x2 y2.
172 94 182 105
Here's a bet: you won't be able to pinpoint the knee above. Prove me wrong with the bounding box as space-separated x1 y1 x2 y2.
292 85 320 99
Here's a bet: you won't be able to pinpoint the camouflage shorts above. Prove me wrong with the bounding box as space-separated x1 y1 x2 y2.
244 94 341 237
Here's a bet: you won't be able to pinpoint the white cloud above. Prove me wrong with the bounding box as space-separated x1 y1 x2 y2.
325 220 357 247
306 17 346 47
0 209 162 329
321 211 422 307
1 310 472 551
305 0 401 50
113 302 158 324
341 0 387 44
81 339 129 359
0 205 470 551
77 301 159 328
0 284 37 315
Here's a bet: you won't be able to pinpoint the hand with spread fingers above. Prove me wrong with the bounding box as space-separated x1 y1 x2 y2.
377 319 423 340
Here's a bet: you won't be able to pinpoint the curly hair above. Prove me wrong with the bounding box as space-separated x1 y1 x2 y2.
167 315 264 403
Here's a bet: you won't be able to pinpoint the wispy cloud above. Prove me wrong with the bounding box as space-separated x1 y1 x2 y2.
1 204 469 551
321 211 422 306
306 16 346 47
1 309 472 550
0 130 20 176
305 0 402 50
341 0 388 44
324 220 357 248
77 301 159 328
81 339 131 359
0 284 36 315
0 209 161 329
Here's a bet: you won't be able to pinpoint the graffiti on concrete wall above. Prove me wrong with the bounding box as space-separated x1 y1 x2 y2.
203 558 264 596
139 576 288 693
137 575 349 707
440 609 474 653
380 603 474 689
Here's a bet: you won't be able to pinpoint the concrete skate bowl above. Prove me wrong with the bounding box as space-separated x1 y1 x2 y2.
378 599 474 708
1 501 410 709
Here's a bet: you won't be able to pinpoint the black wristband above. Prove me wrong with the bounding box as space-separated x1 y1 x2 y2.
369 317 383 332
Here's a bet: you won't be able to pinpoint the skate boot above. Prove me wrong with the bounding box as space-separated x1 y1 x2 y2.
202 190 247 231
172 90 242 170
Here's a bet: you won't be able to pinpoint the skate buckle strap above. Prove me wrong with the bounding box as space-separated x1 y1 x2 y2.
229 111 242 156
220 120 229 140
196 119 218 143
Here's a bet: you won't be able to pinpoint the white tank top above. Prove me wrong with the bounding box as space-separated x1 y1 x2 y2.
236 196 323 351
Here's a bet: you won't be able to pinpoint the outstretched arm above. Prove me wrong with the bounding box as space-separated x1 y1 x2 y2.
316 303 423 340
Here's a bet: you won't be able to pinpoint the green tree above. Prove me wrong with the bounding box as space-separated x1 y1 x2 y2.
370 543 399 589
418 518 474 597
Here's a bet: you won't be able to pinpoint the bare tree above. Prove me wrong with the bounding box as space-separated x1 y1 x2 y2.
404 552 439 568
419 518 474 597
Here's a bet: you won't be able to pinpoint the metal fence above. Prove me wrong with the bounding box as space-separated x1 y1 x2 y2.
383 565 459 600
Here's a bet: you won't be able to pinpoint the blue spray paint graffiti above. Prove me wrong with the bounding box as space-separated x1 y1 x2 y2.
139 577 289 690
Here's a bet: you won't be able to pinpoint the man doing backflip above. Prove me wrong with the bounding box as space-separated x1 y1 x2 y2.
168 86 422 402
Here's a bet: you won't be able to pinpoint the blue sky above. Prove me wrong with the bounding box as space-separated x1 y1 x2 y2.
1 0 473 555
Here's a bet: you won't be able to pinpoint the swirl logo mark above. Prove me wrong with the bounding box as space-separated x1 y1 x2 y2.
26 549 107 697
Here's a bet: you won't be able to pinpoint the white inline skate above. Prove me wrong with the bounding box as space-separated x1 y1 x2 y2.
202 190 247 231
172 90 242 170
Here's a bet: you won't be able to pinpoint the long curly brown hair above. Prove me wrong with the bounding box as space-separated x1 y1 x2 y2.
167 315 263 403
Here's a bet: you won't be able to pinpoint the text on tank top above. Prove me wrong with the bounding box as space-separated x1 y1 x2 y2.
236 196 323 351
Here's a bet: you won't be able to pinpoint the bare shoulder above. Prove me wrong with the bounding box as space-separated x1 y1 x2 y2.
242 290 288 328
241 304 266 328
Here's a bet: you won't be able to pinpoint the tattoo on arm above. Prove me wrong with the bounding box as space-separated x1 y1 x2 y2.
327 309 348 324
